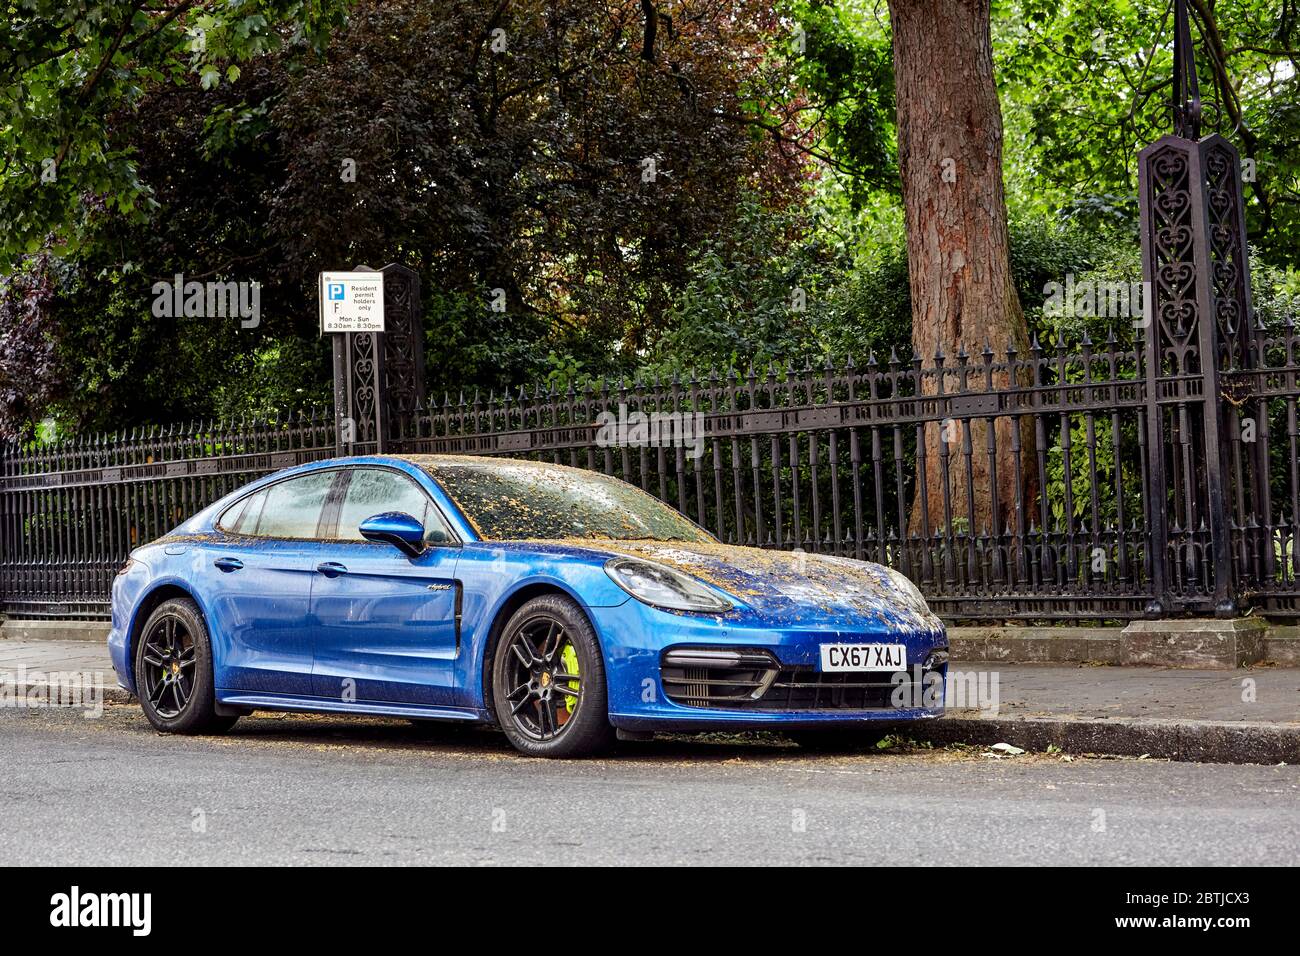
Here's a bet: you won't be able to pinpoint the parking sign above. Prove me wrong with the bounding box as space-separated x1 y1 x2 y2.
319 272 385 333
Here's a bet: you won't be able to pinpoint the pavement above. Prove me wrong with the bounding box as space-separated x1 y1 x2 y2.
2 639 1298 763
1 704 1297 865
0 639 115 678
928 663 1300 765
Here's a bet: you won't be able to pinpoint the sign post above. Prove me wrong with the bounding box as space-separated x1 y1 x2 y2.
323 264 424 457
322 270 387 455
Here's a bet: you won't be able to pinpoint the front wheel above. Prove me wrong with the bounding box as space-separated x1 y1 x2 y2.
491 595 615 758
135 597 238 735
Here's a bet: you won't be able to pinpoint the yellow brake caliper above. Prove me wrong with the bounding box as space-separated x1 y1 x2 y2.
560 643 580 714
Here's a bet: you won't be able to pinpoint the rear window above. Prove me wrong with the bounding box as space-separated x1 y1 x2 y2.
218 471 333 539
257 472 333 538
219 490 266 535
417 459 712 543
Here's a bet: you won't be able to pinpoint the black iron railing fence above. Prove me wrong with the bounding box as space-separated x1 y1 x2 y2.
4 320 1300 622
0 412 338 618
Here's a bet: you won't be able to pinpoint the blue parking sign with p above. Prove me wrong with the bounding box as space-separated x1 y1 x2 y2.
327 282 345 300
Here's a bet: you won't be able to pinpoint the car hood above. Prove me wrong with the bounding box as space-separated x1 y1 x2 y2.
514 538 943 634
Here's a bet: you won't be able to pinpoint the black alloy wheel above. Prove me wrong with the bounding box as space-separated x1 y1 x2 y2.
491 594 615 758
134 597 239 735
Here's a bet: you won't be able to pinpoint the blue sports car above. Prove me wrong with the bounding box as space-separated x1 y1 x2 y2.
109 455 948 757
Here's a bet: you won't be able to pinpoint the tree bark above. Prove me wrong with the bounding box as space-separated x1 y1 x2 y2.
888 0 1036 540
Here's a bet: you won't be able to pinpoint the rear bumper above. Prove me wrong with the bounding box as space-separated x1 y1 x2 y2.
107 570 137 693
589 600 948 731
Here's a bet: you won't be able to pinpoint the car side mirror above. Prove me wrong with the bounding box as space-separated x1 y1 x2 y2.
358 512 426 557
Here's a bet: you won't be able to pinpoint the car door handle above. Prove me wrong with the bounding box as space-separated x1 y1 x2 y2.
214 557 244 572
316 561 349 578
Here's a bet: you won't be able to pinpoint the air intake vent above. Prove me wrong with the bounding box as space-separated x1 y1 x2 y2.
660 648 779 708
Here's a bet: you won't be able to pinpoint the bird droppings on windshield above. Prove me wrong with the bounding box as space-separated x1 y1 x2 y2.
403 454 713 544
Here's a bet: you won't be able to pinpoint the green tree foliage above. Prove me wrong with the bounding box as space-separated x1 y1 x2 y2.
0 0 348 266
1 0 809 434
996 0 1300 265
3 1 1298 439
650 200 1110 378
784 0 897 204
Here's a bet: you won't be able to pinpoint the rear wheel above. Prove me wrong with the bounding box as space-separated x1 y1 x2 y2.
491 595 615 758
135 597 238 735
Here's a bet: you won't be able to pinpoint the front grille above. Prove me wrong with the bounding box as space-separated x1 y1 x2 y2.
758 668 915 711
661 647 935 712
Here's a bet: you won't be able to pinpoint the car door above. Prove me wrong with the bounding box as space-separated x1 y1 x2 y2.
203 469 339 696
309 466 461 706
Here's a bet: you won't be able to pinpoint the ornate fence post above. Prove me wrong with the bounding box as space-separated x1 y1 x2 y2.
377 262 426 448
1137 0 1257 618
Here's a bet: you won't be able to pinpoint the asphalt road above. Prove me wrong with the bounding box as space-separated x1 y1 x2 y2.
3 703 1297 865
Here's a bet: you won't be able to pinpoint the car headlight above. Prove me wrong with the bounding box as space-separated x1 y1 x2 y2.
883 566 928 608
604 557 733 613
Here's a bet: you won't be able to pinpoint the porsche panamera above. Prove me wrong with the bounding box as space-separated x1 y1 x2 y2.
109 454 948 757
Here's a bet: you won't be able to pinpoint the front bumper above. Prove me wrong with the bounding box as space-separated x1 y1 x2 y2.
589 599 948 731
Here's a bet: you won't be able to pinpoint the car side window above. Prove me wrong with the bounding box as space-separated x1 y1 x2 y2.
219 488 266 535
248 471 334 540
335 468 452 543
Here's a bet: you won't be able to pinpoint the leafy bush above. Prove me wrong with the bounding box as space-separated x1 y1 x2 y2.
644 203 1112 379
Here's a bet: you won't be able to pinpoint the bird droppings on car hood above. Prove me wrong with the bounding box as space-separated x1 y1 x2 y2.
513 537 943 633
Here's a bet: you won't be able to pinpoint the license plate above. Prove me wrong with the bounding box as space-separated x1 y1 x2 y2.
819 643 907 672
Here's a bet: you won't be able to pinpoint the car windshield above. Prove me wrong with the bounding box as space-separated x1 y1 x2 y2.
414 457 714 543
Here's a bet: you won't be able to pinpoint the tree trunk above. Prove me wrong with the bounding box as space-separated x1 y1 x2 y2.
888 0 1036 541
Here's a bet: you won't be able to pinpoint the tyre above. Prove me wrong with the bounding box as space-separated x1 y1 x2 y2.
491 594 616 758
787 726 900 753
134 597 238 735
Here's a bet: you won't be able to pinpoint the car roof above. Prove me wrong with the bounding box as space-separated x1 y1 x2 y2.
290 453 586 473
